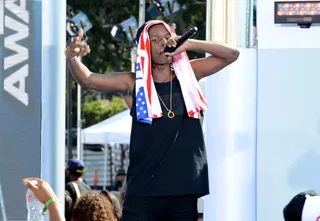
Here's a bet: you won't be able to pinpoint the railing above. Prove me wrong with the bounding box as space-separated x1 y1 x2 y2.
65 144 129 189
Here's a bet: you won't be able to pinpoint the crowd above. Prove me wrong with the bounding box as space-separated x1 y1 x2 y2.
22 158 320 221
24 159 123 221
64 159 123 221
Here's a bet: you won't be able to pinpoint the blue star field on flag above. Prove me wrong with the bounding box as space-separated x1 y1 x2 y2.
136 87 149 120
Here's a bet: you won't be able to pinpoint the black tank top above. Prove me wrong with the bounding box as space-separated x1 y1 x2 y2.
126 77 209 197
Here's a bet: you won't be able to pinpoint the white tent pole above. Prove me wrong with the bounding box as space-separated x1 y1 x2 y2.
77 57 83 160
103 144 107 190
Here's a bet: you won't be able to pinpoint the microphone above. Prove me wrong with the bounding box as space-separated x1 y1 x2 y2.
164 27 198 53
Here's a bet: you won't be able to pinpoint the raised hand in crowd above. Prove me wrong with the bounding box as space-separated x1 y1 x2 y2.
23 178 65 221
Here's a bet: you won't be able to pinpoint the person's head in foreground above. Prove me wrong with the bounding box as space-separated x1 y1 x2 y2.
100 190 122 220
72 191 118 221
283 190 320 221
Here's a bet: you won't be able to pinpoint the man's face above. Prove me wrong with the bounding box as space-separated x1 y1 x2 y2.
149 24 172 65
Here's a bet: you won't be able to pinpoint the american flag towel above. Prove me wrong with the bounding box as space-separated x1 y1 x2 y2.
135 20 208 124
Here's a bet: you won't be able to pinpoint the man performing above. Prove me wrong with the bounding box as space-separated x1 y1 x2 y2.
65 20 239 221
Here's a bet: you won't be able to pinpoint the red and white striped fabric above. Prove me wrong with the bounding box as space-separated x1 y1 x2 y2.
135 20 208 124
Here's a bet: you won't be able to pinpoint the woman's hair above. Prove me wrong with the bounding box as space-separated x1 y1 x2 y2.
72 191 117 221
100 190 122 220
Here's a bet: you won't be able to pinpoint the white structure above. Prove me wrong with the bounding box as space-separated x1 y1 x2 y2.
198 197 204 214
204 0 256 221
42 0 66 217
256 1 320 221
205 0 320 221
82 110 132 144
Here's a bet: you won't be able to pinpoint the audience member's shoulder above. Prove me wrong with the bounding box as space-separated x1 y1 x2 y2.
65 182 73 189
84 182 92 190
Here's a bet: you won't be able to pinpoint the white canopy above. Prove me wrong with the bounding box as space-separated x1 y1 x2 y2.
82 109 132 144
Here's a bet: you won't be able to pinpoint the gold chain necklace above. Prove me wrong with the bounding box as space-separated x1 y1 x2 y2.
157 70 174 119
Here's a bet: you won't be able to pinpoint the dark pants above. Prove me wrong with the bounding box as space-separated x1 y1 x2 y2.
120 195 198 221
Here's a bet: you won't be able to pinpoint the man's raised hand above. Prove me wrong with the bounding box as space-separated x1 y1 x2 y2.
65 29 91 58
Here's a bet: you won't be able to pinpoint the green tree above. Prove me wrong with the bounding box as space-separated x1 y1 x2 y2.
82 96 126 128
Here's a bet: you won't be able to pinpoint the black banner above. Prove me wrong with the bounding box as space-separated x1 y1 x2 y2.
0 0 42 220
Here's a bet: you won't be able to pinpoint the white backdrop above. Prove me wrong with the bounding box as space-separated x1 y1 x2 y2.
205 0 320 220
257 48 320 221
256 0 320 220
204 49 257 221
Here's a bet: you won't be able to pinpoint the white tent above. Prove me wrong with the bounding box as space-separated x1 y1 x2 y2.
82 109 132 144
